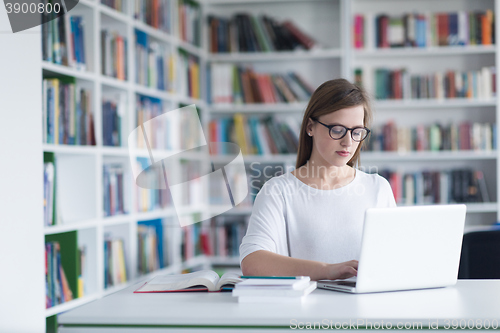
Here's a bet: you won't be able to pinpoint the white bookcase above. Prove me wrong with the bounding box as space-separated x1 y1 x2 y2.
345 0 499 228
3 0 498 331
40 0 213 325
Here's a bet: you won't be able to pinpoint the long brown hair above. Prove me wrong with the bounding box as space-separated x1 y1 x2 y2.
295 78 373 169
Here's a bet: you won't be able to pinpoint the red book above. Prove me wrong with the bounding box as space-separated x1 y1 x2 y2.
282 20 316 49
379 15 389 48
437 13 449 46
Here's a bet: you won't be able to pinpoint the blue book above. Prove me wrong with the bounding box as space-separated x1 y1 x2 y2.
249 117 263 155
78 17 86 66
138 219 164 267
448 13 459 46
71 17 80 65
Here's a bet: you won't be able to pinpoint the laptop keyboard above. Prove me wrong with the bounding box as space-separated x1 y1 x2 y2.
336 281 357 287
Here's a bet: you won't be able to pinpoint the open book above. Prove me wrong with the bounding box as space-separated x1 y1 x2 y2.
134 270 244 293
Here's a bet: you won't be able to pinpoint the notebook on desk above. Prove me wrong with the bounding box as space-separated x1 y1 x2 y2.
317 204 467 294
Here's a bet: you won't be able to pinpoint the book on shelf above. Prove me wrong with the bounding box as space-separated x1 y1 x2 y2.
377 168 490 205
178 49 201 99
138 219 164 274
355 66 496 101
135 157 172 212
209 64 313 105
135 29 176 92
45 242 74 308
101 30 128 81
78 245 87 298
104 236 128 288
103 163 127 217
134 0 173 33
208 13 317 53
354 10 495 49
42 6 87 70
208 114 301 155
178 0 201 47
134 269 244 293
365 121 496 152
45 231 79 308
43 76 96 145
101 0 125 13
102 92 126 147
44 152 57 226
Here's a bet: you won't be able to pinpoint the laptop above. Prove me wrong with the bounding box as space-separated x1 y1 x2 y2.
317 204 466 294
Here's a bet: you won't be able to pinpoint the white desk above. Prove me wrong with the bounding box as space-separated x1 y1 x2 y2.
58 280 500 332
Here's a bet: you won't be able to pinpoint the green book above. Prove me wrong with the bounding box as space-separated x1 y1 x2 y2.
45 231 79 300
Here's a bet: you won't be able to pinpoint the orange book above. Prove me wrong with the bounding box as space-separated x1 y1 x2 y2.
116 36 125 80
482 10 492 45
240 69 254 104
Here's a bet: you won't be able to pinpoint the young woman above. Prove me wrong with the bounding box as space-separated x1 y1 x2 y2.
239 79 396 281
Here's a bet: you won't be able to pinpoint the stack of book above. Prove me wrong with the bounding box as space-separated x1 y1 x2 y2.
232 276 317 303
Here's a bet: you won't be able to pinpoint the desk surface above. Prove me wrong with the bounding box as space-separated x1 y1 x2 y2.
59 280 500 330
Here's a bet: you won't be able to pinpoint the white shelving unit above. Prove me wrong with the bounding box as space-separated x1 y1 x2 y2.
203 0 500 229
40 0 215 324
345 0 500 228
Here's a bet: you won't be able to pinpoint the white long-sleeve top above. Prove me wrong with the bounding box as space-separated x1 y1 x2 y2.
239 170 397 265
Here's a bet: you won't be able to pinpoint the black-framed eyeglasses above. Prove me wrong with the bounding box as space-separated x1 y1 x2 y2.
312 118 370 142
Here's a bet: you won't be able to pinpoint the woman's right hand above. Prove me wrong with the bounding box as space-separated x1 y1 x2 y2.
324 260 358 280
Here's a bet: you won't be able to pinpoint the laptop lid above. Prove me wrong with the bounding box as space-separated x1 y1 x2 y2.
352 204 466 293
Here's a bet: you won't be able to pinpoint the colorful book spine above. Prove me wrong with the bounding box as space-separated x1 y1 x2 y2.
178 0 200 46
355 10 495 49
362 66 496 100
208 13 316 53
377 168 490 205
104 236 128 289
101 30 127 80
210 65 313 105
209 115 301 156
43 77 96 145
365 121 496 152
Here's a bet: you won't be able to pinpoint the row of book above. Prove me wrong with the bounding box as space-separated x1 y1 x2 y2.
179 50 201 99
203 217 247 258
101 30 128 80
366 121 497 152
208 13 317 53
42 77 96 145
135 96 203 150
209 65 314 105
353 10 495 49
101 0 124 13
104 237 128 288
45 242 73 308
103 164 128 217
135 0 173 34
178 0 201 46
135 158 172 212
135 30 176 92
208 115 301 155
102 96 125 147
378 169 490 205
42 12 87 70
138 220 164 275
355 66 496 100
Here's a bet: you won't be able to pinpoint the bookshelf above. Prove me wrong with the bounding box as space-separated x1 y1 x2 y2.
2 0 500 331
345 0 499 228
38 0 214 329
